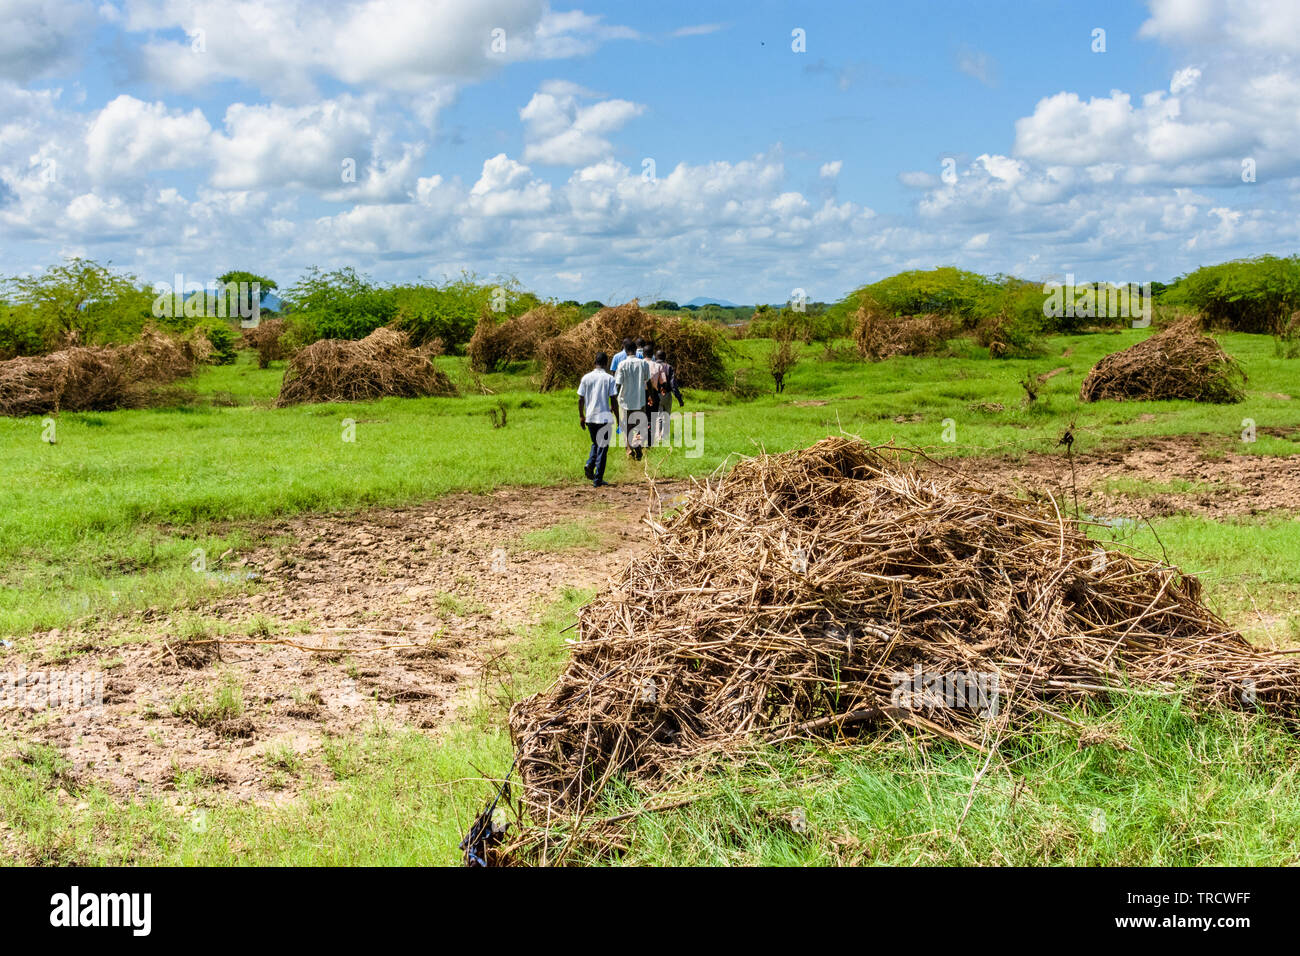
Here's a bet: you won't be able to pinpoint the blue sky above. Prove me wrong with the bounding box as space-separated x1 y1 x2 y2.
2 0 1297 304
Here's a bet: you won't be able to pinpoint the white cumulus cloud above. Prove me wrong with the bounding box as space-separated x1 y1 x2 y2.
520 83 644 166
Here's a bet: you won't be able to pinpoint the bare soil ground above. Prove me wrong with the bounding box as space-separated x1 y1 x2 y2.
3 480 685 805
4 431 1297 807
950 432 1300 520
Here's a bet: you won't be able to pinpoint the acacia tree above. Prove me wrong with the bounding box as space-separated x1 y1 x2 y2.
282 266 396 341
217 271 278 312
6 258 147 347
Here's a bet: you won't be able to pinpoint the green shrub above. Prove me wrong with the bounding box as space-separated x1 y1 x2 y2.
0 302 55 358
282 267 398 343
749 305 847 344
1037 279 1150 334
192 319 238 365
829 269 1048 354
281 269 540 352
832 267 1000 330
393 277 539 351
995 277 1054 336
976 309 1044 359
1165 255 1300 334
2 258 153 351
276 314 317 355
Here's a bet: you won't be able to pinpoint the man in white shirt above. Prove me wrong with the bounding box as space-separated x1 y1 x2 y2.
613 345 650 460
577 351 619 487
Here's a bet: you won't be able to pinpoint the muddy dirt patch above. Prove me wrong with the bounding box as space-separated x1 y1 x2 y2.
946 433 1300 520
2 480 686 804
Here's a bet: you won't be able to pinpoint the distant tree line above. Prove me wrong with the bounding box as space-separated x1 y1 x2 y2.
3 254 1296 362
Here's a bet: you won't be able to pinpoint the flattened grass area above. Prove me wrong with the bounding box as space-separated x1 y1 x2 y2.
2 331 1300 865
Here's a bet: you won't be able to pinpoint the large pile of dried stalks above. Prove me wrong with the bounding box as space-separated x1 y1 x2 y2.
468 304 580 372
538 301 728 391
509 436 1298 817
854 306 954 360
276 327 457 406
0 328 211 416
1079 318 1246 403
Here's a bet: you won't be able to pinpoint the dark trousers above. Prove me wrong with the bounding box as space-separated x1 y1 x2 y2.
586 421 611 481
624 408 648 460
645 397 658 446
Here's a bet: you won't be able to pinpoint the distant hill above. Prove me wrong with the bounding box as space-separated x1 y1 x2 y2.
683 296 740 308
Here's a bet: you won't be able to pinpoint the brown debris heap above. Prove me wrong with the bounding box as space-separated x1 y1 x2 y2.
1079 318 1246 403
241 318 288 369
854 306 954 360
0 328 211 417
467 304 581 373
510 436 1298 815
538 301 729 391
276 327 457 406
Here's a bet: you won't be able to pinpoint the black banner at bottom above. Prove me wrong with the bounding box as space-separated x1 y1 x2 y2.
0 865 1279 941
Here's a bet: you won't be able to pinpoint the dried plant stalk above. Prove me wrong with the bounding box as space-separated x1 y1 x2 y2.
510 436 1298 816
276 327 457 405
1079 318 1245 403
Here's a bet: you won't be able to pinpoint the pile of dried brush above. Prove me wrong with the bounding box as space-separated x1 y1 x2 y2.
134 327 212 380
241 318 288 369
975 313 1015 358
538 301 728 391
854 306 953 360
276 327 457 406
509 436 1299 816
1079 318 1246 403
0 328 211 416
468 304 580 373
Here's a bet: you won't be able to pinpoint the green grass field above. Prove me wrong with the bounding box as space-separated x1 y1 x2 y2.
2 330 1299 865
4 330 1298 637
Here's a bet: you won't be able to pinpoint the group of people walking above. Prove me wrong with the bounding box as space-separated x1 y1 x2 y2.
576 337 684 487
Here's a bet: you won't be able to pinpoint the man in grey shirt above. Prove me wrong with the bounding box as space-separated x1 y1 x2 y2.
614 347 650 460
